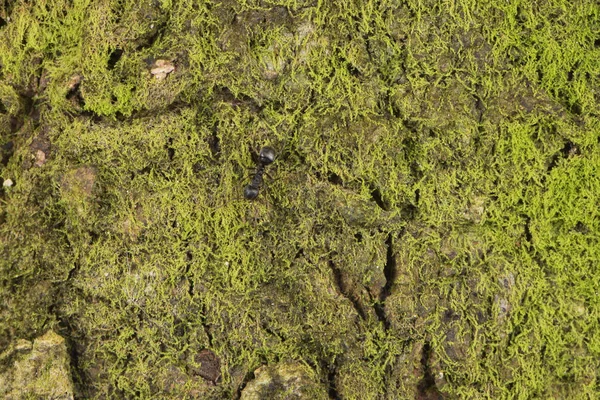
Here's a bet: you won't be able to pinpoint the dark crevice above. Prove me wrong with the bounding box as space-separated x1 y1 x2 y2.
88 230 99 245
214 85 261 113
1 141 14 167
374 233 396 329
247 144 260 165
560 140 579 157
137 166 152 176
506 381 515 393
266 99 284 112
547 140 578 172
345 61 362 78
473 90 485 123
506 319 523 349
51 259 90 399
540 344 547 361
107 48 123 70
66 262 79 282
442 309 460 323
417 342 443 399
328 260 366 320
566 61 579 82
185 251 194 297
402 117 420 134
546 151 561 173
373 304 387 327
135 22 167 51
89 99 189 125
573 221 589 234
327 172 343 185
207 122 221 160
192 161 205 174
370 186 389 211
326 362 340 399
506 290 529 348
263 325 285 342
200 303 213 347
173 318 185 338
535 66 545 84
383 89 400 118
77 110 103 124
362 29 376 64
556 87 582 116
234 370 256 400
53 309 86 399
567 100 582 116
523 214 532 243
21 93 35 117
354 232 363 243
66 78 85 108
166 137 175 161
293 247 305 260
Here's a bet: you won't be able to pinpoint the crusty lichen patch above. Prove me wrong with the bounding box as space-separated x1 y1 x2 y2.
240 361 328 400
0 331 74 399
1 0 599 399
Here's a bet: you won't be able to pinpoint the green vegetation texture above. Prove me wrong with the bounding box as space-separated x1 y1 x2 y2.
0 0 599 398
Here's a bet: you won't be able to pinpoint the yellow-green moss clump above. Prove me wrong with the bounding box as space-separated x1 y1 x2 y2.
1 0 598 398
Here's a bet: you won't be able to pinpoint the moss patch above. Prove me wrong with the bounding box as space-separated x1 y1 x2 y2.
1 0 599 398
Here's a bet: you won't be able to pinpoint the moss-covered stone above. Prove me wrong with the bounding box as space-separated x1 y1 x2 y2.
240 361 327 400
0 331 74 399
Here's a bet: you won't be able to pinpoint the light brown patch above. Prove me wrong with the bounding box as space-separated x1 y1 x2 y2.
150 59 175 80
34 150 46 167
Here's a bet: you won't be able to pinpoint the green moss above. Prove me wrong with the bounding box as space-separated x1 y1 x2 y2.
1 0 599 398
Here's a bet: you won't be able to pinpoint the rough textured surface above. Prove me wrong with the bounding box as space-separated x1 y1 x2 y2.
240 362 328 399
0 0 599 398
0 330 75 399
